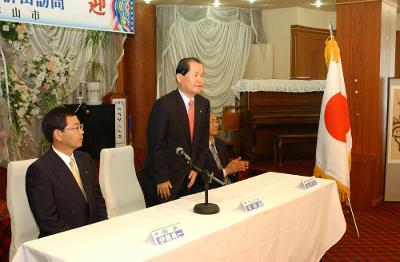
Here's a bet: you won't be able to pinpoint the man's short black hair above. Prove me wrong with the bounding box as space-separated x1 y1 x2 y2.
42 106 76 143
175 57 203 76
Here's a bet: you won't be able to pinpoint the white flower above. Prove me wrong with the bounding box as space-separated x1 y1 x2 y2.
37 72 46 82
20 93 28 101
16 108 25 118
59 77 66 84
2 25 9 31
31 108 40 116
53 75 60 82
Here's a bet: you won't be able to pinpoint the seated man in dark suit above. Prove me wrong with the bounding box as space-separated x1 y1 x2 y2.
26 107 108 238
194 112 249 192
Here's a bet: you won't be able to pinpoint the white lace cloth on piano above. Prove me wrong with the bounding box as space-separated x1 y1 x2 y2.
232 79 326 97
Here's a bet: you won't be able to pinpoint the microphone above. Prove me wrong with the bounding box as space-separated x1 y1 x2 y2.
176 147 191 162
176 147 224 186
176 148 222 215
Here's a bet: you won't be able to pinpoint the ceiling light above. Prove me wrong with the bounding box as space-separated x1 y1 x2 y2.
144 0 151 3
249 0 256 3
212 0 221 8
313 0 322 8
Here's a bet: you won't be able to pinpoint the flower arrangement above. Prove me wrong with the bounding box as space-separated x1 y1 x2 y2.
0 68 40 133
0 21 31 54
1 22 74 135
25 52 74 114
0 22 77 159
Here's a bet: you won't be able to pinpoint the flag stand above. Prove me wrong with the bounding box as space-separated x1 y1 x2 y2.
347 196 360 238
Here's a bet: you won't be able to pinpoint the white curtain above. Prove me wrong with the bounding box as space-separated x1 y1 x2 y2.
157 6 266 112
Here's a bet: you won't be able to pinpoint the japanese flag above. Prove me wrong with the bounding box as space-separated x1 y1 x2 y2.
314 38 352 203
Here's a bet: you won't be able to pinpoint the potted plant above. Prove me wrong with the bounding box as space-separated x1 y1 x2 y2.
82 30 106 105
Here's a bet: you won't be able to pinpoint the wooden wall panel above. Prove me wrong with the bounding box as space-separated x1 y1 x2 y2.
396 31 400 77
291 25 332 80
122 3 157 151
336 0 397 207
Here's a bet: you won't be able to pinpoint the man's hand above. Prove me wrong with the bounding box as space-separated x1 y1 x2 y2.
187 170 198 188
157 181 172 199
225 157 249 175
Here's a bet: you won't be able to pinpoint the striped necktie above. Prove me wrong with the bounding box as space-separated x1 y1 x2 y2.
210 141 231 185
210 141 223 169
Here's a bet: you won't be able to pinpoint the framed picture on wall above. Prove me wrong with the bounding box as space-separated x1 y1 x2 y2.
387 80 400 163
385 79 400 201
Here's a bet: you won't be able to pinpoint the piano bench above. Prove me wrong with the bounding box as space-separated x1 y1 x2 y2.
273 133 318 167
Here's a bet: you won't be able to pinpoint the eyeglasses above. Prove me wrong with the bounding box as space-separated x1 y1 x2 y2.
210 119 221 125
64 123 84 132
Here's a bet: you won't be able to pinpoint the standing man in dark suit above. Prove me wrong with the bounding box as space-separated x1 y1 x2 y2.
140 57 210 207
26 107 107 238
193 112 249 192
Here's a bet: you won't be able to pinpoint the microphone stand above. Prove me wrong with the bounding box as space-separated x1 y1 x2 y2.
186 158 224 215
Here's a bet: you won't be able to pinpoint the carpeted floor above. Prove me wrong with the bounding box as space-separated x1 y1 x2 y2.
1 160 399 261
0 167 10 262
323 201 400 261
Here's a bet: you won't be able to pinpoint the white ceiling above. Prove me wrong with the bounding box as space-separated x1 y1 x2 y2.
136 0 337 12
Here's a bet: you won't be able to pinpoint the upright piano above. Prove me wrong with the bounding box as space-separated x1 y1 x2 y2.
234 79 324 160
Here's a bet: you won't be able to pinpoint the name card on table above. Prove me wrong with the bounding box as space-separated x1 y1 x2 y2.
151 223 185 246
301 177 318 189
241 197 263 212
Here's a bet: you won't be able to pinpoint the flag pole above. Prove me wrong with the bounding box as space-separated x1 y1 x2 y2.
322 22 360 238
329 22 334 39
327 23 360 237
347 196 360 238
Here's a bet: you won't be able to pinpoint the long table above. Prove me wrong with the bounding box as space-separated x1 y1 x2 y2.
13 173 346 262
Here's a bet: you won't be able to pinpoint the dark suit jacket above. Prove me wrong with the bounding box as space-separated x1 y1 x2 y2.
140 89 210 207
192 138 237 193
26 148 108 238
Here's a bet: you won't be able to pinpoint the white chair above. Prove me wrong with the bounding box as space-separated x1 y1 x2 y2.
7 159 39 261
99 145 145 218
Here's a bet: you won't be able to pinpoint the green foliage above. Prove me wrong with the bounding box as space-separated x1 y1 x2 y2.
0 21 19 41
82 30 106 81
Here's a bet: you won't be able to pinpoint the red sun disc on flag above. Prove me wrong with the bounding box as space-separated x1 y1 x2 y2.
324 92 351 143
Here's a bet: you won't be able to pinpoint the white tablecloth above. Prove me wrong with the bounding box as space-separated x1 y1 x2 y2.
13 172 346 262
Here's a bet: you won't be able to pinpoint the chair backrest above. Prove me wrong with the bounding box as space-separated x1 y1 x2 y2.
221 106 240 134
99 145 145 218
221 106 240 154
7 158 39 260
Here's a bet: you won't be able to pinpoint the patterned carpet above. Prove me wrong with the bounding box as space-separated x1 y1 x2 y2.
1 160 399 261
323 202 400 261
0 167 10 262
